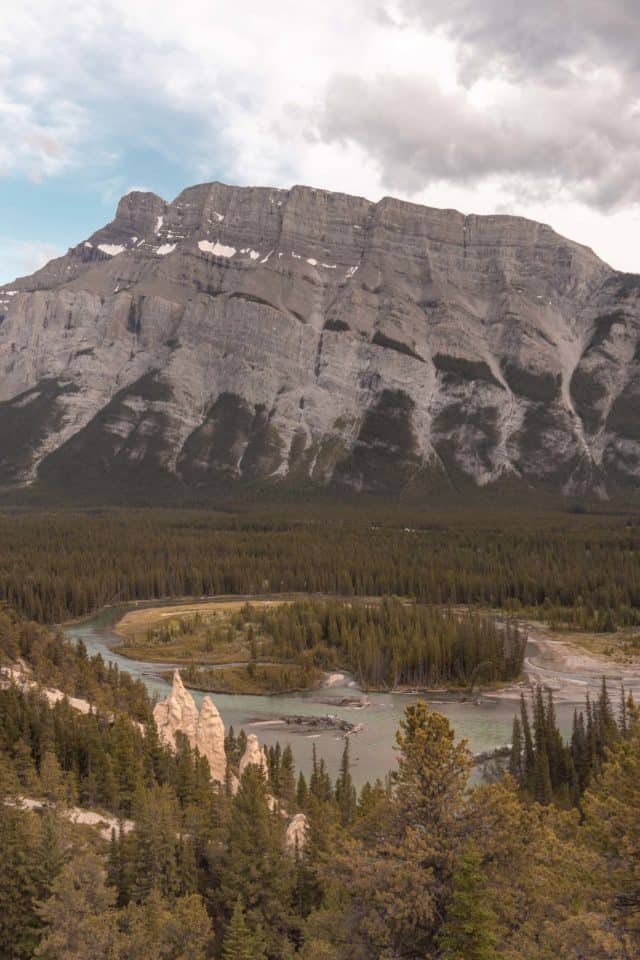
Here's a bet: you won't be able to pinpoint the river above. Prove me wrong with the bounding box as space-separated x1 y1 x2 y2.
65 601 578 787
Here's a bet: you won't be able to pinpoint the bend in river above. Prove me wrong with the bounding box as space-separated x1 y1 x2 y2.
65 600 602 787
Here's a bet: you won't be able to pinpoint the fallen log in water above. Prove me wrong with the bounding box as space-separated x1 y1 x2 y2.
280 713 361 734
472 744 512 766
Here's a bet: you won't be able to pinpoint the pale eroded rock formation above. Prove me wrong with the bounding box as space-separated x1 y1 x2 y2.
285 812 308 853
153 671 226 782
238 733 270 779
195 694 227 783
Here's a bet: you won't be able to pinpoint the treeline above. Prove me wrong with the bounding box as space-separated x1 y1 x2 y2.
510 680 633 807
243 598 526 688
1 508 640 624
2 689 638 959
0 606 151 721
0 602 638 958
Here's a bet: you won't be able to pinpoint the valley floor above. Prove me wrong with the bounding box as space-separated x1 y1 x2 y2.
105 596 640 703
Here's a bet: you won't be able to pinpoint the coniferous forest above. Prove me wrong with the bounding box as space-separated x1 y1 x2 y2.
1 506 640 626
0 608 638 960
239 597 526 688
0 505 639 958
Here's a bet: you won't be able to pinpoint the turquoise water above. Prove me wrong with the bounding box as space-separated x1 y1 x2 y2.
66 602 574 787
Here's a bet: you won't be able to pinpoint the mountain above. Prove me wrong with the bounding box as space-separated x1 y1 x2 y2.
1 181 639 502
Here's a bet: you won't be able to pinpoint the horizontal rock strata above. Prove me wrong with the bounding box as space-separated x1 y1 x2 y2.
2 181 640 498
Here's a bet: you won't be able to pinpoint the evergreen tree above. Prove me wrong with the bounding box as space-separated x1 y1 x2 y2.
0 805 42 960
39 749 70 807
296 771 309 809
222 897 266 960
220 765 292 953
583 705 640 942
121 888 213 960
571 710 589 794
280 744 297 810
334 740 357 826
35 812 66 900
519 694 535 792
509 715 523 784
35 851 119 960
394 700 471 829
533 747 552 806
437 843 499 960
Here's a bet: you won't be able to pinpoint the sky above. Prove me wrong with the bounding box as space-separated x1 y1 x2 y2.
1 0 639 282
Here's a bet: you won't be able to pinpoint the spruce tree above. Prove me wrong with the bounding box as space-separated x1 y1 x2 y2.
437 843 499 960
35 851 119 960
221 765 292 951
222 897 265 960
0 804 42 960
334 739 357 826
296 772 308 809
533 746 552 806
508 715 523 784
519 694 535 792
571 710 589 794
280 744 296 810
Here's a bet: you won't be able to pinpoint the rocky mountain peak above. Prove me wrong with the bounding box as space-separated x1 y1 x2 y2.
113 190 167 238
1 179 639 500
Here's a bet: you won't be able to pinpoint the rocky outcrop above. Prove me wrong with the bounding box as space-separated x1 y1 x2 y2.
153 671 226 783
9 796 135 842
153 671 199 750
285 812 308 853
238 733 270 779
195 695 227 783
2 179 640 498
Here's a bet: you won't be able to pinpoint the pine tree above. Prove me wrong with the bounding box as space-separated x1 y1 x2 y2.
583 706 640 942
595 677 618 760
280 744 296 810
394 700 470 829
437 843 499 960
222 897 265 960
128 785 182 902
35 812 65 900
571 710 589 794
519 694 535 792
39 750 69 807
357 778 387 819
35 851 119 960
0 804 42 960
220 764 292 952
533 746 552 806
508 715 523 784
334 740 357 826
296 771 308 809
121 888 213 960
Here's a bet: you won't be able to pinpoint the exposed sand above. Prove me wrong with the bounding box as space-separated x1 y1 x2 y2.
115 598 293 638
1 665 93 714
490 620 640 703
9 796 134 840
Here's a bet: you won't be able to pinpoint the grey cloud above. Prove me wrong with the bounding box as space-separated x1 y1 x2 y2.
398 0 640 82
317 72 640 209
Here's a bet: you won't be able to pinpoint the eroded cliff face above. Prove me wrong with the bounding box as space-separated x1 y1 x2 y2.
2 180 639 498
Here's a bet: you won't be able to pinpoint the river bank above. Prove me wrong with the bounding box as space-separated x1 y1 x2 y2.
65 598 640 785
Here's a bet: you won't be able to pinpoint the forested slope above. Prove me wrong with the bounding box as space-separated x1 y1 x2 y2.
1 507 640 628
1 609 638 959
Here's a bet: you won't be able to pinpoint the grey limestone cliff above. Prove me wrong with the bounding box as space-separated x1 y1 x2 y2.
1 181 639 499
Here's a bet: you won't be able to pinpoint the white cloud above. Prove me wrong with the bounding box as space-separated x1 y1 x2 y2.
0 239 61 279
0 0 639 272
